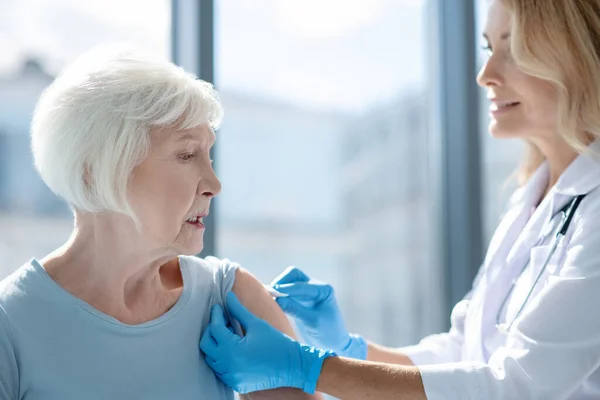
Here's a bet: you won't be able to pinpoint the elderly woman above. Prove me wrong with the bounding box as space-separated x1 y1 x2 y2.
0 47 317 400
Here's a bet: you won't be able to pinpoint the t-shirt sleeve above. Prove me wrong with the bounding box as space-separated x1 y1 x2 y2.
204 256 242 335
0 305 19 400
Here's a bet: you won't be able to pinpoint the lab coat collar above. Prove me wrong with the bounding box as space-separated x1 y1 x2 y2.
553 140 600 197
493 141 600 256
543 140 600 222
509 141 600 248
521 162 550 207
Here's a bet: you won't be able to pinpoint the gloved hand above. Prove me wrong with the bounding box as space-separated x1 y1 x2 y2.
200 292 336 395
271 267 367 360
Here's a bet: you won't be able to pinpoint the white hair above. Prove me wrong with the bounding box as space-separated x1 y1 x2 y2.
30 45 223 223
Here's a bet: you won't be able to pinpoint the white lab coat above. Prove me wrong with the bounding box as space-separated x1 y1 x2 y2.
400 141 600 400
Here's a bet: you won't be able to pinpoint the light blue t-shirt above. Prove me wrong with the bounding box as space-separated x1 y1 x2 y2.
0 255 239 400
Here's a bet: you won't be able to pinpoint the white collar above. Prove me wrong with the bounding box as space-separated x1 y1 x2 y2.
553 140 600 197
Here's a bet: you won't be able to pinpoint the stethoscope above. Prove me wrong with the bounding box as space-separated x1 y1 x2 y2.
495 194 587 333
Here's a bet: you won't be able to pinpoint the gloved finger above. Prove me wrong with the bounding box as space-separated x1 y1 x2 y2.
210 322 241 348
273 282 332 302
200 328 218 356
271 266 310 286
225 292 258 331
210 303 228 327
210 304 241 339
276 297 313 321
201 325 218 348
226 323 235 334
205 355 227 375
204 354 218 367
214 370 227 383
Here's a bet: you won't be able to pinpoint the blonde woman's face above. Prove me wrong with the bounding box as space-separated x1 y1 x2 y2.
477 0 558 140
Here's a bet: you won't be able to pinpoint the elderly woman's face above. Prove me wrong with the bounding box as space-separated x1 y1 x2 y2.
128 124 221 254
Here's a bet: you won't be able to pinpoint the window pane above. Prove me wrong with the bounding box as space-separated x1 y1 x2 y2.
0 0 170 278
216 0 441 347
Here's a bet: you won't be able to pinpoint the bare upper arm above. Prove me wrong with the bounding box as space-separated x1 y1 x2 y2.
232 268 323 400
232 268 295 336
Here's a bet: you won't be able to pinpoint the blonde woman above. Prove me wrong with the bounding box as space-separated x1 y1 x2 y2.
202 1 600 399
0 47 319 400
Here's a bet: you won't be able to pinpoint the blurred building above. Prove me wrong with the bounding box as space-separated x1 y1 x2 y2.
0 59 66 216
339 94 437 346
0 60 73 276
216 92 350 289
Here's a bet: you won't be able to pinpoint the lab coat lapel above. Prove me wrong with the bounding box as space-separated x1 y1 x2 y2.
475 163 549 360
486 163 549 281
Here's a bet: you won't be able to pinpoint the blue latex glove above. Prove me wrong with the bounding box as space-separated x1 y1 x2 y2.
200 292 336 395
271 267 367 360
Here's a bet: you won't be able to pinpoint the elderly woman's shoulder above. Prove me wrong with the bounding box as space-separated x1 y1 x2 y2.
179 255 239 273
179 255 240 290
0 261 36 319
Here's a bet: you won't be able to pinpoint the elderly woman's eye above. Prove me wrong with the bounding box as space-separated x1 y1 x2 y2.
178 153 196 162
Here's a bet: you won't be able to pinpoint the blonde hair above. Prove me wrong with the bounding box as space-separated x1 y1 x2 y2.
31 45 223 225
502 0 600 185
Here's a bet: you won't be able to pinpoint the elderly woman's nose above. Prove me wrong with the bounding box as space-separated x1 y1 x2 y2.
199 170 222 198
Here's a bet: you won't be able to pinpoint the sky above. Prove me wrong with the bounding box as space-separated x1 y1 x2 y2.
0 0 427 112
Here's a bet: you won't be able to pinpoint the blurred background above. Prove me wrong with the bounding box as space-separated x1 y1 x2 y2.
0 0 523 353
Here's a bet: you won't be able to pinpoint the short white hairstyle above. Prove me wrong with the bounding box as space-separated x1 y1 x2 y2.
31 45 223 222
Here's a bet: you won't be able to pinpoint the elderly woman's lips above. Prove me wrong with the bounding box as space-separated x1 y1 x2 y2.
185 216 205 229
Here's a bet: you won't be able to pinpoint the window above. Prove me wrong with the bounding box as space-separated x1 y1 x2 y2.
216 0 437 346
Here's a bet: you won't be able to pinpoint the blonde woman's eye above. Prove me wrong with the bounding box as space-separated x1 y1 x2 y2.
481 44 493 56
